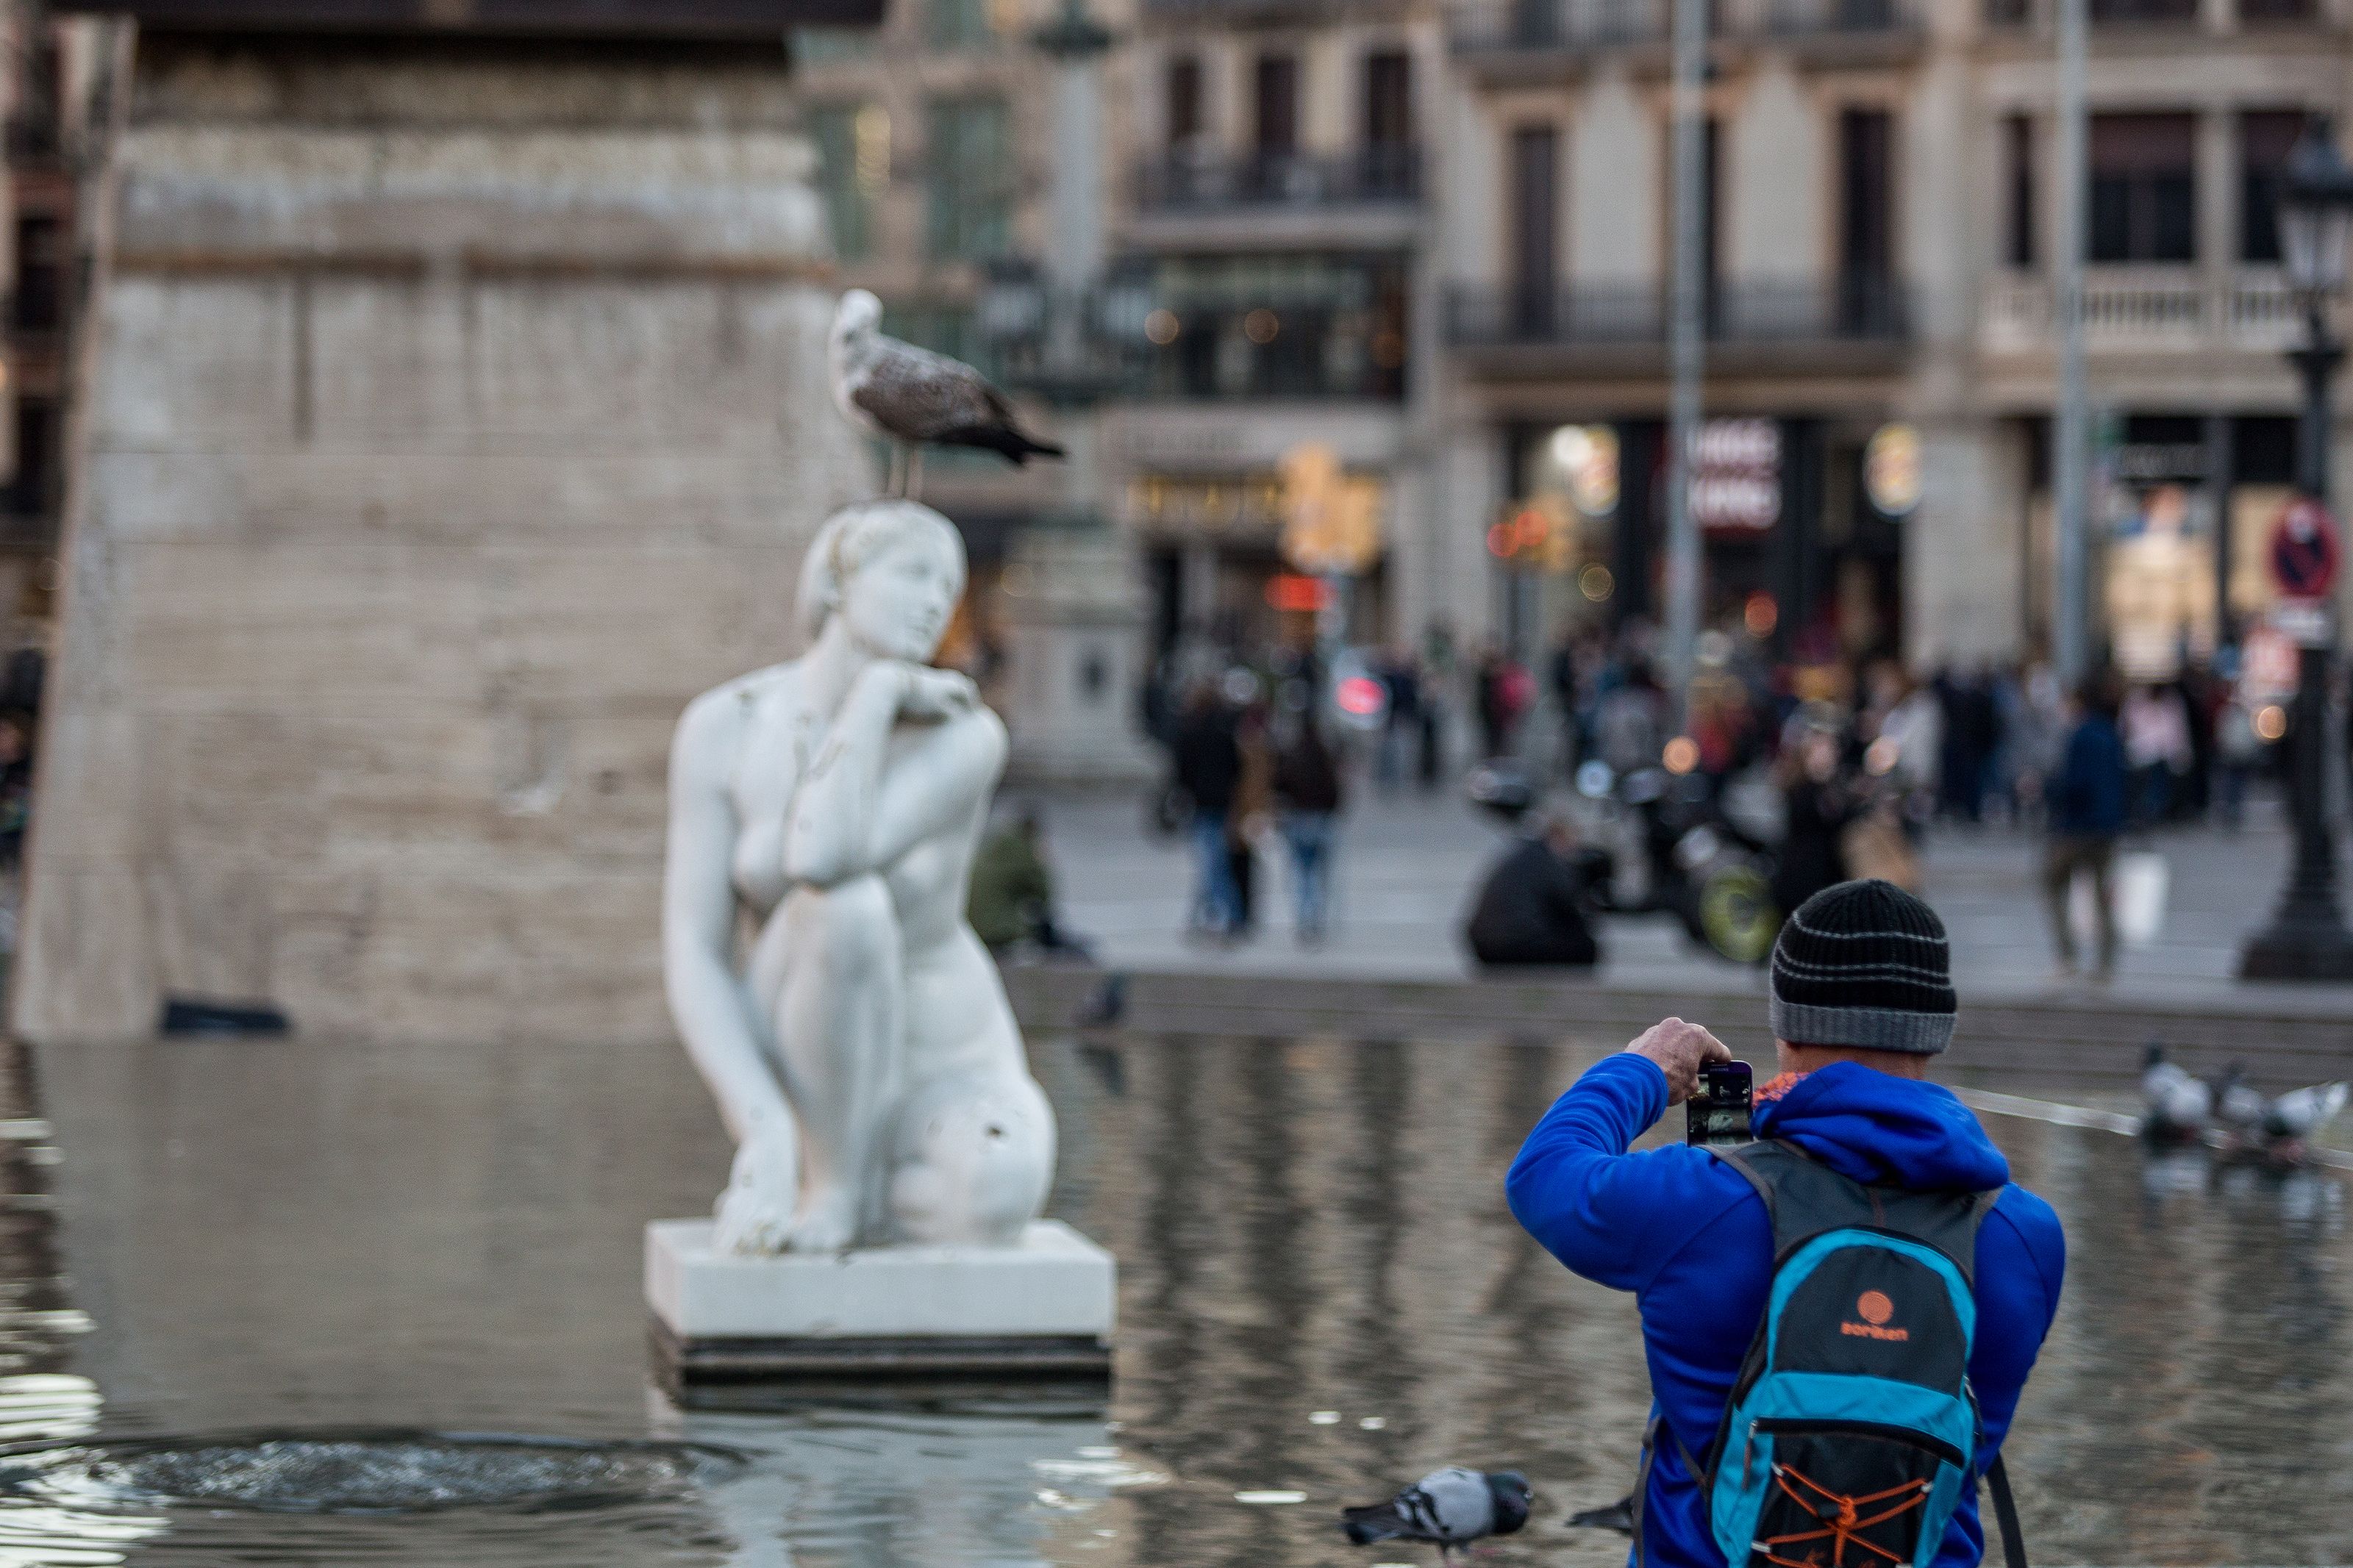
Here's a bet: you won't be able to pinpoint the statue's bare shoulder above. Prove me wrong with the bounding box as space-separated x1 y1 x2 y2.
672 663 799 788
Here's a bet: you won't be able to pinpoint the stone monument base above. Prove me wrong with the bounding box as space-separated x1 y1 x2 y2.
645 1219 1115 1407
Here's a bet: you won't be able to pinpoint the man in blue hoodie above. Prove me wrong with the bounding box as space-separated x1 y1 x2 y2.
1508 879 2065 1568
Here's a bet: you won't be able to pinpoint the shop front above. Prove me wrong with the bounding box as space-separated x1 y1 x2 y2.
1499 414 1912 666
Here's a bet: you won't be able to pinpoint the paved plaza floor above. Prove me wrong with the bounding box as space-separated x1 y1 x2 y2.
1035 781 2353 1017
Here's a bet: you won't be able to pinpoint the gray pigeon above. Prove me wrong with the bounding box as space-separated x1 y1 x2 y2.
1340 1466 1531 1555
828 289 1063 498
2140 1042 2212 1145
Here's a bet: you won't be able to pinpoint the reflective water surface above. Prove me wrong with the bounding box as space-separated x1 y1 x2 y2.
0 1030 2341 1565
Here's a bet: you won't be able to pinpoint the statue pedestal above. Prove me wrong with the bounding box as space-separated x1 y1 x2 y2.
645 1219 1115 1406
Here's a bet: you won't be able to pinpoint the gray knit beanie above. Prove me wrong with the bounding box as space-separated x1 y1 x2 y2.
1768 879 1957 1054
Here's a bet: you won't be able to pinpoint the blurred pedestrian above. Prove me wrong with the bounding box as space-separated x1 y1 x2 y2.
1171 681 1241 939
1227 701 1274 940
1274 717 1345 944
2045 674 2129 982
2121 682 2190 828
1772 726 1860 917
1421 619 1456 787
1475 639 1532 761
1377 643 1421 789
967 806 1091 961
1465 815 1600 968
2215 689 2261 829
1594 662 1665 775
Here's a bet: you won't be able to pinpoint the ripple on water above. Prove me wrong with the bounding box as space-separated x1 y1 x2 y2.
0 1432 746 1516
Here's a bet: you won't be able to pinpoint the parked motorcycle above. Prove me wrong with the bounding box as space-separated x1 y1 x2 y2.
1465 756 1780 964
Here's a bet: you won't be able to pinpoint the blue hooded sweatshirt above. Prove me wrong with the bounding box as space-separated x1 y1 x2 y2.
1507 1055 2065 1568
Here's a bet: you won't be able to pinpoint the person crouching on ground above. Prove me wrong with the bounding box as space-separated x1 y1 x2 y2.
1507 879 2065 1567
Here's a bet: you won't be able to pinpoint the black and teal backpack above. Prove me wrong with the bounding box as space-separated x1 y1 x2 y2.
1663 1140 2027 1568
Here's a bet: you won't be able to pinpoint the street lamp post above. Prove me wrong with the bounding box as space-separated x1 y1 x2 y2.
2239 117 2353 981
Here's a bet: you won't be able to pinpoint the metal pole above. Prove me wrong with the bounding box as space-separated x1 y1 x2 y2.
2240 320 2353 978
2052 0 2090 687
1662 0 1707 731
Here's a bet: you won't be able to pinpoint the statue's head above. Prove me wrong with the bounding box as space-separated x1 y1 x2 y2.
797 499 968 662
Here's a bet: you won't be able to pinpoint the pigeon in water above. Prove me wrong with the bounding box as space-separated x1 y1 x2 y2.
828 288 1064 498
2262 1080 2349 1164
2208 1063 2347 1165
2140 1042 2213 1145
2210 1062 2270 1145
1340 1467 1531 1556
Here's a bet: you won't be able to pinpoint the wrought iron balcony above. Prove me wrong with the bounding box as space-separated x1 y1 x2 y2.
1135 147 1421 213
1445 275 1911 359
1448 0 1665 55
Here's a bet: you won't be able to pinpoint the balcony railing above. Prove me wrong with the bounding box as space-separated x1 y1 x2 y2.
1446 275 1910 352
1983 0 2211 26
1449 0 1665 52
1135 147 1421 212
1982 268 2304 355
1450 0 1915 54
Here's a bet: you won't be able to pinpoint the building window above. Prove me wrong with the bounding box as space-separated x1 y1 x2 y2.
2240 110 2305 264
2090 0 2196 19
1144 254 1408 401
1254 53 1299 158
2004 114 2035 268
809 104 886 262
1363 50 1412 149
1838 108 1892 282
2240 0 2318 19
791 27 877 64
924 0 997 50
12 217 61 334
1165 56 1202 151
1511 124 1558 331
4 396 55 515
926 96 1013 261
2089 112 2195 264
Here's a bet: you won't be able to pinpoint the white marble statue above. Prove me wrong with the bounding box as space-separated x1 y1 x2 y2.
663 499 1056 1255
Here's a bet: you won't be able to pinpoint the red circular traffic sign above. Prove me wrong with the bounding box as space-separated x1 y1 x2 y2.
2270 497 2340 601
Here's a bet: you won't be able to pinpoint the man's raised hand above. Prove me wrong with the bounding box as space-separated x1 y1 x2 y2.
1624 1017 1732 1105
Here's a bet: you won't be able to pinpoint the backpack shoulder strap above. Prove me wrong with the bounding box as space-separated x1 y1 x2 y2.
1985 1453 2029 1568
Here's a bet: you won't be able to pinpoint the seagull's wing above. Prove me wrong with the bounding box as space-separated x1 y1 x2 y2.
850 335 1005 444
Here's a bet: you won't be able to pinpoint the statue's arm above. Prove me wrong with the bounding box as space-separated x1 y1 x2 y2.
785 664 1006 889
663 691 793 1149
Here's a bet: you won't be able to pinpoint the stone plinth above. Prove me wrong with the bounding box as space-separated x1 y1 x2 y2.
645 1220 1115 1404
14 30 864 1044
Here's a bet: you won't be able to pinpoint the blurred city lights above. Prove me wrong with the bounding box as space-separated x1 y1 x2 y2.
1335 675 1386 719
1744 592 1778 638
1662 736 1700 775
1579 564 1614 601
1865 737 1902 776
1143 308 1179 346
1264 573 1330 613
1242 309 1280 344
2255 704 2288 741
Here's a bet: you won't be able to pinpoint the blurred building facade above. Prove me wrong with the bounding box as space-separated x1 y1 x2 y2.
0 3 110 665
1436 0 2353 677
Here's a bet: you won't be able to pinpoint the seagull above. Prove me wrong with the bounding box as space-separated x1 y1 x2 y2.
1340 1467 1531 1557
2140 1042 2212 1146
827 288 1065 499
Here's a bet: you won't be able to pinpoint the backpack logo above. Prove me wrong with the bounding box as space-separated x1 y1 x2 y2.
1840 1290 1909 1342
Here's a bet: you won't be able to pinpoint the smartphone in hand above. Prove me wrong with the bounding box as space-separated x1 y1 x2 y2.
1685 1060 1754 1148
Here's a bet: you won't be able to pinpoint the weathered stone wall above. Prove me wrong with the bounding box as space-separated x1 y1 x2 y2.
15 35 863 1043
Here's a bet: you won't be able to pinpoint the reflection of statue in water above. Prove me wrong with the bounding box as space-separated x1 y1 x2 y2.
663 500 1054 1255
